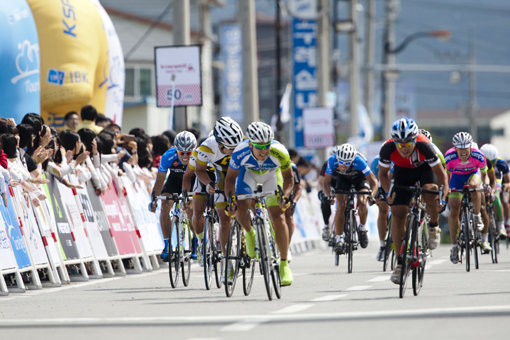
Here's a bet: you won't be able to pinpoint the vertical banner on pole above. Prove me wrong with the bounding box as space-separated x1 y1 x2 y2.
46 177 79 260
292 17 317 148
0 191 31 268
220 23 243 125
0 203 20 271
86 183 118 257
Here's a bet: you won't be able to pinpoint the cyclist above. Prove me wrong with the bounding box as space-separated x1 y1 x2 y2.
371 154 391 262
480 143 510 239
225 122 295 286
149 131 197 261
378 117 448 284
285 161 303 260
318 146 339 243
446 132 490 263
323 143 378 254
186 117 244 256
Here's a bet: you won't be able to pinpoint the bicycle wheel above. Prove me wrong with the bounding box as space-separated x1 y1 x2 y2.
399 214 414 298
242 231 255 296
169 217 180 288
383 217 392 272
487 207 498 264
412 220 426 296
181 221 192 287
225 220 241 297
347 210 355 274
213 230 222 289
462 210 471 272
268 224 281 299
256 217 273 301
203 216 213 290
473 231 480 270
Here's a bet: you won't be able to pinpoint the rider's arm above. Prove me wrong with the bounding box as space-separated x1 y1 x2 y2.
324 173 332 198
281 167 294 200
195 162 214 188
182 166 194 192
366 171 379 197
224 167 239 199
378 166 391 193
431 162 449 202
151 172 167 198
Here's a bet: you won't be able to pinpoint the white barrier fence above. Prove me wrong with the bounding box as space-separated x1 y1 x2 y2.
0 169 326 296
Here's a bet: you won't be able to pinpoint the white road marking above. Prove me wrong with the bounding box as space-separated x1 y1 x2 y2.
272 304 313 314
344 285 372 291
311 294 347 302
1 305 509 327
367 276 390 282
222 320 267 332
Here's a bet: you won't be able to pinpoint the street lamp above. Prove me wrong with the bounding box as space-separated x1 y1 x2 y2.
382 30 451 139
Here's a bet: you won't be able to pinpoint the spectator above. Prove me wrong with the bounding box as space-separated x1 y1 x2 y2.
162 129 176 146
78 105 103 134
95 113 112 128
151 134 170 169
64 111 80 132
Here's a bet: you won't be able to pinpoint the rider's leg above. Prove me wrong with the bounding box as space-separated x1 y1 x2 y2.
376 201 389 242
448 196 461 244
334 194 347 236
192 196 206 236
390 205 408 258
268 206 289 260
216 206 230 254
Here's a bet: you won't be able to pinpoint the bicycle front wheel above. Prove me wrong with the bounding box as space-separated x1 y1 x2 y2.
268 224 281 299
256 217 273 301
383 216 392 272
399 214 414 298
487 206 498 264
169 217 181 288
225 220 241 297
347 210 355 274
181 221 192 287
462 210 471 272
412 220 426 296
203 217 213 290
242 231 255 296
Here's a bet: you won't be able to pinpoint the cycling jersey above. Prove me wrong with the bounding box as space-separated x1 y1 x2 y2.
229 140 291 174
445 147 487 175
491 158 509 181
193 136 231 173
325 153 371 177
158 147 185 174
379 134 439 169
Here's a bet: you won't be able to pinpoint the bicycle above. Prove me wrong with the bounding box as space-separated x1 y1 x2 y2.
236 185 281 301
382 213 394 272
197 191 224 290
224 218 255 297
333 187 374 274
456 186 485 272
157 193 193 288
485 191 500 264
394 183 442 298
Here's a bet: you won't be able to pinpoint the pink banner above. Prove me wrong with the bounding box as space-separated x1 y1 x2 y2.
100 186 141 255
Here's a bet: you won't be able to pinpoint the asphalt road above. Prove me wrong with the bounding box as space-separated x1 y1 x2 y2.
1 240 509 340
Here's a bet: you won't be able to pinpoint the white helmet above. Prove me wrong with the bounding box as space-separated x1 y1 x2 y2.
336 143 357 163
452 131 473 148
391 117 418 143
174 131 197 152
213 117 244 148
480 143 499 161
246 122 274 144
419 129 432 143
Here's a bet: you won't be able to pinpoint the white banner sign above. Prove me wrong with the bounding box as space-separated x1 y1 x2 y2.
154 45 202 107
303 107 335 148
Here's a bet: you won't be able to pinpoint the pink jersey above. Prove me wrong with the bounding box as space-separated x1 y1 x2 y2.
444 147 487 175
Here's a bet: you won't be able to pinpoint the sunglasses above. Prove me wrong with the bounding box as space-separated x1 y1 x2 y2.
250 142 271 150
395 140 415 148
178 151 192 156
337 160 351 166
220 144 235 151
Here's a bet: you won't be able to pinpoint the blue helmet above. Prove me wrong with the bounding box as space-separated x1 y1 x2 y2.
391 117 418 143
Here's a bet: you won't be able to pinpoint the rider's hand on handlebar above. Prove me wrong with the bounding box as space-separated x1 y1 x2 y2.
148 199 157 213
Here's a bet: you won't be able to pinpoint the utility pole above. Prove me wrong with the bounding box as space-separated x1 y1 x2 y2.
349 0 360 137
173 0 190 131
317 0 329 108
239 0 259 127
275 0 282 140
364 0 375 124
199 1 217 135
382 0 398 139
468 36 478 141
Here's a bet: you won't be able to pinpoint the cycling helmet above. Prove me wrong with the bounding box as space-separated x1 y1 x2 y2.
246 122 274 144
480 143 499 161
174 131 197 152
213 117 243 148
336 143 357 163
452 131 473 148
391 117 418 143
419 129 432 143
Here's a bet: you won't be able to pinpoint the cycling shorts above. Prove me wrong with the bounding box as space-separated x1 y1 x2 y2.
235 167 283 207
392 163 435 206
449 170 481 199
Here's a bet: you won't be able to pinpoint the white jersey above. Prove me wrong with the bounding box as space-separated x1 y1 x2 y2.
189 136 231 173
